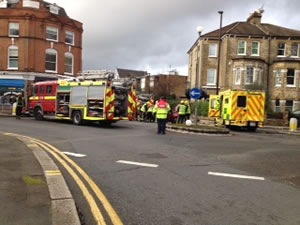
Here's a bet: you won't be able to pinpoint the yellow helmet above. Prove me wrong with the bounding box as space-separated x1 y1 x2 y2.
180 100 184 104
185 100 189 104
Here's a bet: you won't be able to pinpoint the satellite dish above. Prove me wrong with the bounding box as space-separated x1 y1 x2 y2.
7 0 20 3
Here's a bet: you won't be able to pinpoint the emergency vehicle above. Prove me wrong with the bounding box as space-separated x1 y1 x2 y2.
208 90 265 131
29 80 137 125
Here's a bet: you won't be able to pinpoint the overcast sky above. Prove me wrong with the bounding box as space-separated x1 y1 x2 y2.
47 0 300 75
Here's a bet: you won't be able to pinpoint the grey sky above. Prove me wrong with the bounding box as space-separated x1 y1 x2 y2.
48 0 300 74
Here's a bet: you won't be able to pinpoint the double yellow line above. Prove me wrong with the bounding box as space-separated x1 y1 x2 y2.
5 133 123 225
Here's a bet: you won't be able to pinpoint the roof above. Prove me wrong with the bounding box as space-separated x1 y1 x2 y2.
116 68 148 79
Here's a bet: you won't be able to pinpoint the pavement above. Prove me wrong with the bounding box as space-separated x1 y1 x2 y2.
0 113 299 225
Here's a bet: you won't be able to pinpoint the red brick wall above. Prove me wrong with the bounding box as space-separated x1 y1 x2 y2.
0 2 83 76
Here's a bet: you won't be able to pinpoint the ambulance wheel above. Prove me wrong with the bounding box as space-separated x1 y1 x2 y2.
248 126 257 132
72 111 82 125
34 107 44 120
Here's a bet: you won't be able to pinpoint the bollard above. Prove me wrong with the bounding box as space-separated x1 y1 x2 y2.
289 118 298 131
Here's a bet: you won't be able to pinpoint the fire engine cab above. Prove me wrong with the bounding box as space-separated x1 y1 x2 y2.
29 80 136 125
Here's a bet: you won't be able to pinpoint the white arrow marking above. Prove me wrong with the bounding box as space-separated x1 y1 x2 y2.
208 172 265 181
62 152 87 158
116 160 158 168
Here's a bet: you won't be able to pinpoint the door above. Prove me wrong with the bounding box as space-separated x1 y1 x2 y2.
208 95 220 118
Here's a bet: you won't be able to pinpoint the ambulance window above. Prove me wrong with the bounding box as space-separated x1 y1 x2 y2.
237 96 246 107
211 99 215 109
40 86 45 94
33 86 38 96
225 98 229 104
47 85 53 94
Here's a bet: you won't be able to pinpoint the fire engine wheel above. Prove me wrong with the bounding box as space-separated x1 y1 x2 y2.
34 107 44 120
72 111 82 125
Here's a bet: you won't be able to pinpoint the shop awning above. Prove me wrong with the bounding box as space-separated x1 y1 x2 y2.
0 79 25 88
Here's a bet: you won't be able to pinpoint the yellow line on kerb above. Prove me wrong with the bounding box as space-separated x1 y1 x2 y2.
4 133 123 225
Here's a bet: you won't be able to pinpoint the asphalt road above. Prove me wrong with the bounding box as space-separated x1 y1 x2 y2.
1 117 300 225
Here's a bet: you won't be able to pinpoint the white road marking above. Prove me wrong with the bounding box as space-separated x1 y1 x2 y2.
62 152 87 158
116 160 159 168
208 172 265 181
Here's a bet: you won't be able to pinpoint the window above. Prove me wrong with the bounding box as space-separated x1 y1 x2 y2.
46 26 58 41
33 86 38 96
45 49 57 72
150 77 154 88
246 67 254 84
208 44 217 57
237 96 247 108
64 53 73 74
40 86 45 94
207 69 216 85
46 85 53 94
251 42 259 56
277 43 285 56
235 68 241 85
238 40 246 55
8 45 18 69
286 100 293 112
141 78 146 90
275 69 282 87
65 31 74 45
275 99 280 112
9 23 19 37
291 43 299 57
287 69 295 86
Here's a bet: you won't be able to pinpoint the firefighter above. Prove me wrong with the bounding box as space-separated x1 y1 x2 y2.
141 102 148 122
177 100 186 124
16 92 24 120
146 99 155 122
153 96 170 134
185 100 191 120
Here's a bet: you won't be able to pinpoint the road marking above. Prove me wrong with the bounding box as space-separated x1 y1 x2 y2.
116 160 159 168
5 133 124 225
45 170 62 176
208 172 265 181
62 152 87 158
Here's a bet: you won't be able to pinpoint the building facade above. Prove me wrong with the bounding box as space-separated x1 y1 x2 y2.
0 0 83 95
188 9 300 112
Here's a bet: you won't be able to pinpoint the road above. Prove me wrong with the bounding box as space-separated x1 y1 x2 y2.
1 117 300 225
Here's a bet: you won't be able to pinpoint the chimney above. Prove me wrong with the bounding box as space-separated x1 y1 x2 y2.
247 9 264 25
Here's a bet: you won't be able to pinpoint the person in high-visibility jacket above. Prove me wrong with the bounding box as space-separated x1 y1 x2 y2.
146 99 155 122
177 100 186 124
153 96 171 134
185 100 191 120
141 102 148 122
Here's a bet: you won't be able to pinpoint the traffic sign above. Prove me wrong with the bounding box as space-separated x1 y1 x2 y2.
189 88 202 99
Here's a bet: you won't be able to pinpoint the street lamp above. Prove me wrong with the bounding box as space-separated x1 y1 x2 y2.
195 26 203 89
216 11 223 95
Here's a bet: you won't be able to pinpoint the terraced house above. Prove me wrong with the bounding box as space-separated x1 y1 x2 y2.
188 9 300 112
0 0 83 95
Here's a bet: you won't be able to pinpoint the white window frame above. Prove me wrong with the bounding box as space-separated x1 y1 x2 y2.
64 52 73 75
286 69 296 87
8 45 19 70
291 43 299 58
238 40 247 55
45 49 57 73
277 42 285 57
208 43 217 57
65 31 74 45
245 67 254 84
207 69 216 85
251 41 260 56
235 67 241 85
9 22 19 37
46 26 58 42
275 69 282 87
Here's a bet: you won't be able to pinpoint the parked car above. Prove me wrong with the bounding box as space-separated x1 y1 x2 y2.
290 110 300 127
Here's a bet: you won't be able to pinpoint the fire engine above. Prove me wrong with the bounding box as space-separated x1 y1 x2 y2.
208 89 265 131
29 79 137 125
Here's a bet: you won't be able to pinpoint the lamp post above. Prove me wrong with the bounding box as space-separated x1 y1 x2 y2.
216 11 223 95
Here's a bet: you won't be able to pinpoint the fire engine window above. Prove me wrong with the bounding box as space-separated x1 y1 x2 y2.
33 86 38 96
40 86 45 94
47 85 53 94
237 96 246 107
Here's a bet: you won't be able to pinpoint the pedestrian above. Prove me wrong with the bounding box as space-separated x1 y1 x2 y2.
153 96 170 134
177 100 186 124
185 100 191 120
16 92 24 119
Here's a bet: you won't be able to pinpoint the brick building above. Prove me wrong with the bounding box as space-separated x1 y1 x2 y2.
0 0 83 95
138 74 187 98
188 9 300 112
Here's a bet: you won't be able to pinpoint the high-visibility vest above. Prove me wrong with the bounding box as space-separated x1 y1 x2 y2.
178 104 186 115
147 105 154 113
186 104 191 114
141 104 147 113
153 100 170 119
